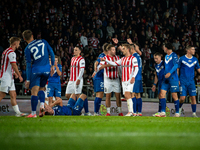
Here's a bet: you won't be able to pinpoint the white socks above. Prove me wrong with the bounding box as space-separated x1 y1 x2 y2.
32 111 36 115
117 107 122 113
127 99 133 113
40 102 44 108
12 105 21 114
107 107 110 114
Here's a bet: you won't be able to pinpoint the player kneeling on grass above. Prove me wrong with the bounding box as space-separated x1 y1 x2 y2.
44 93 88 116
0 37 27 117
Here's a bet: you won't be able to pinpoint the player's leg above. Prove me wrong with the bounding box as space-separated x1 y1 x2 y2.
104 79 112 116
72 94 86 115
135 93 142 116
65 81 75 99
190 96 198 117
105 93 111 116
131 93 137 116
133 80 143 116
0 91 6 102
171 92 180 117
158 89 167 117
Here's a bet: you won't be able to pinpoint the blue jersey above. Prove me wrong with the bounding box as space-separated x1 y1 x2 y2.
25 39 55 81
48 64 62 83
164 52 179 81
155 60 165 84
94 52 106 80
53 105 72 116
132 52 142 80
178 55 200 82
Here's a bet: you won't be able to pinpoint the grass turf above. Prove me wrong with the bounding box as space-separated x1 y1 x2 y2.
0 116 200 150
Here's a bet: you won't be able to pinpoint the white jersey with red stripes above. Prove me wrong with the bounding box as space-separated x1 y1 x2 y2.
101 55 120 79
69 56 85 81
0 47 16 80
115 55 138 82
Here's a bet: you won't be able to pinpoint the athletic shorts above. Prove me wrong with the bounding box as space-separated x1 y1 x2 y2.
180 80 196 96
161 79 179 93
93 78 104 93
30 72 50 89
47 82 61 97
0 79 15 93
122 81 134 94
65 79 83 94
67 98 84 115
104 77 121 93
133 80 143 93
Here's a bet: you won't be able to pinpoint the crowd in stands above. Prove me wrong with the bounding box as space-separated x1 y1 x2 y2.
1 0 200 98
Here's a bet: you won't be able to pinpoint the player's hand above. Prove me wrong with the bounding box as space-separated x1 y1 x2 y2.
50 66 54 76
112 38 118 44
25 81 30 89
165 73 171 78
99 65 105 70
92 72 96 78
19 76 23 82
14 73 19 79
76 79 80 85
118 45 123 52
152 85 156 92
100 58 106 61
179 81 180 85
127 38 133 44
130 77 135 84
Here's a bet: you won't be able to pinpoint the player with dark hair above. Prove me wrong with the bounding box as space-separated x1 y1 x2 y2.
23 30 55 118
178 46 200 117
0 37 27 117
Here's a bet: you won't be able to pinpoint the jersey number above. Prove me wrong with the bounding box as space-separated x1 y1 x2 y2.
30 43 45 60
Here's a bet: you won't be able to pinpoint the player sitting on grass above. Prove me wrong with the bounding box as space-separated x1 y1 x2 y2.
44 93 88 116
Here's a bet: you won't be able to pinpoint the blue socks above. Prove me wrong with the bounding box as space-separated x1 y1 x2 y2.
160 98 166 112
191 104 196 113
158 100 161 113
174 100 180 113
83 98 89 113
31 95 38 112
94 97 102 113
137 98 142 113
179 102 183 108
38 90 45 103
132 97 137 113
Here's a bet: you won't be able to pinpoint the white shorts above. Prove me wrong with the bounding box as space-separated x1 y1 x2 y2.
104 77 121 93
0 79 15 93
65 79 83 94
122 81 134 94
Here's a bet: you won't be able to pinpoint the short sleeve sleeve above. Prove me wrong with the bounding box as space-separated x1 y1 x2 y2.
8 52 16 63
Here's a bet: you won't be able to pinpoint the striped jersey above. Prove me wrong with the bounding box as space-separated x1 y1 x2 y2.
101 55 120 79
69 56 85 81
0 47 16 80
114 55 138 82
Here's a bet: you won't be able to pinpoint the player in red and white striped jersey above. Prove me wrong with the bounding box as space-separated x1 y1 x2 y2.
99 44 123 116
65 46 85 99
101 43 138 116
0 37 27 117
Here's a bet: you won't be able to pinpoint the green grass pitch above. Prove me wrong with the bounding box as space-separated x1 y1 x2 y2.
0 116 200 150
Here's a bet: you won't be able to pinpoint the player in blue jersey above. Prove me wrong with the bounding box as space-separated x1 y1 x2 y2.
158 42 180 117
127 39 143 116
47 55 62 106
178 46 200 117
151 52 165 116
92 43 109 115
22 30 55 118
44 93 88 116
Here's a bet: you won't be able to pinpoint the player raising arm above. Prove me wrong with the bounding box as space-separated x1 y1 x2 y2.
23 30 55 118
0 37 27 117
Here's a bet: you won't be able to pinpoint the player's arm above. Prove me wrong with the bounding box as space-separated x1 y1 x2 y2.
11 63 23 82
104 58 122 66
76 59 85 85
49 98 63 107
55 64 62 76
46 40 55 66
130 57 138 84
195 59 200 74
152 71 158 92
165 54 179 78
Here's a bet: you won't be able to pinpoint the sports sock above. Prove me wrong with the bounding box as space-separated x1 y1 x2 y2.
83 98 89 113
94 97 99 113
132 97 137 113
137 98 142 113
191 104 196 113
12 105 21 114
31 95 38 115
179 102 183 108
174 100 180 114
107 107 110 114
127 98 133 113
158 100 161 113
117 107 122 113
160 98 166 112
38 91 45 108
96 97 102 113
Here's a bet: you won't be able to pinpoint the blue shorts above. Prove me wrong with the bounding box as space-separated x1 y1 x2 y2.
133 80 143 93
30 72 50 89
180 80 196 96
47 82 61 97
93 78 104 93
161 79 179 93
67 98 84 115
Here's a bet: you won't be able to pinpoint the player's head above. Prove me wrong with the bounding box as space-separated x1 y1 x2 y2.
74 46 81 56
44 106 54 116
186 46 195 55
107 44 116 56
121 44 131 56
130 44 136 54
102 43 109 52
154 52 162 64
164 42 173 53
22 30 33 42
9 37 21 50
